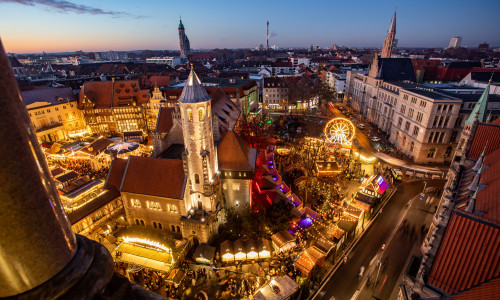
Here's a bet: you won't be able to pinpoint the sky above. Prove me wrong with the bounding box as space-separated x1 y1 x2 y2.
0 0 499 53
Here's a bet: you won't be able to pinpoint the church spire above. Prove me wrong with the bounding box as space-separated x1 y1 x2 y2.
465 78 491 125
466 186 479 213
381 10 397 58
178 67 211 104
388 10 396 34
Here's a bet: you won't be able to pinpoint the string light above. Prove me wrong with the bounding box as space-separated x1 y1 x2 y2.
123 237 171 252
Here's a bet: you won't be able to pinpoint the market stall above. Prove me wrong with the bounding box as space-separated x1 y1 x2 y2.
253 276 299 300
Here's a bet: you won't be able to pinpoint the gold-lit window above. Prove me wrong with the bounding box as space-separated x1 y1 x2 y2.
187 109 193 121
198 108 204 121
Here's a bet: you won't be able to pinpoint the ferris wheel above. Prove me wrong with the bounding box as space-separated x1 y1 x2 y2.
324 118 356 146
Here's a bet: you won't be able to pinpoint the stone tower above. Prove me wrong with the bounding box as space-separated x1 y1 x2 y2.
178 19 191 58
178 67 218 212
381 11 396 58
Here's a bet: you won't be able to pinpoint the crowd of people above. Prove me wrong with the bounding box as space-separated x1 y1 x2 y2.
49 157 109 180
114 262 182 299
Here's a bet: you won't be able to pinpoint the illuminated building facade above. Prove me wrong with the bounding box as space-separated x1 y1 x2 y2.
78 79 149 134
22 87 85 142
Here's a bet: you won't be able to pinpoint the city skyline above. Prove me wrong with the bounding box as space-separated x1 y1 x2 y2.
1 0 499 53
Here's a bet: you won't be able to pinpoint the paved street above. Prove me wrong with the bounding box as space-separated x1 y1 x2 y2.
314 179 445 300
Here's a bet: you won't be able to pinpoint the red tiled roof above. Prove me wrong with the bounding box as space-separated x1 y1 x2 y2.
467 123 500 159
155 107 175 133
104 158 128 190
78 80 149 109
450 277 500 299
146 75 171 88
217 130 257 171
427 213 500 294
120 156 186 199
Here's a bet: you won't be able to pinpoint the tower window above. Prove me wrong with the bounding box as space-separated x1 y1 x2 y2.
198 108 204 121
187 109 193 121
195 174 200 184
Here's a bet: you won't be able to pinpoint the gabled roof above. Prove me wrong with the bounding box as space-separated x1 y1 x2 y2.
450 277 500 299
376 58 416 81
427 212 500 295
22 87 75 106
80 138 114 155
119 156 186 199
155 107 175 133
467 122 500 159
217 130 257 171
178 68 211 104
104 158 128 190
67 189 120 224
78 80 149 109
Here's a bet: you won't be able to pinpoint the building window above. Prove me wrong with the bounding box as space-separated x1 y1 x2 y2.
233 183 240 191
398 117 403 127
408 108 414 118
130 199 141 208
443 116 450 128
400 105 406 114
171 225 175 232
195 174 200 184
416 112 423 123
177 226 180 232
135 219 140 225
428 132 434 143
413 126 419 137
146 201 161 211
402 136 407 146
427 147 436 158
153 222 157 229
158 223 163 230
187 109 193 121
410 141 415 152
405 121 410 131
198 108 204 121
450 131 458 143
445 146 452 158
455 115 464 127
58 115 62 122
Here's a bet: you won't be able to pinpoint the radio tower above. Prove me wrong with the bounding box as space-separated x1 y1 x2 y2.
266 21 270 49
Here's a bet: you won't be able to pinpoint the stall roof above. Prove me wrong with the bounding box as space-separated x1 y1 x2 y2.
55 171 79 183
328 225 346 240
67 189 120 224
63 179 101 199
166 269 185 285
314 238 336 255
50 167 65 177
220 240 233 254
193 244 216 262
271 231 295 248
253 276 299 300
256 238 271 253
295 250 318 275
115 242 172 264
338 219 357 232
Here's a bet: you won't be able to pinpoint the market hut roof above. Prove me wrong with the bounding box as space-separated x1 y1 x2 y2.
271 230 295 248
193 244 216 261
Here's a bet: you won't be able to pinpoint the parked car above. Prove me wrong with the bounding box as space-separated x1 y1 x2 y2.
371 136 381 142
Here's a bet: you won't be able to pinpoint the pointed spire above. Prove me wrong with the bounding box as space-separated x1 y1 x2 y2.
179 18 184 30
466 186 479 213
388 10 396 34
467 161 484 192
472 144 487 172
178 66 211 104
465 79 491 125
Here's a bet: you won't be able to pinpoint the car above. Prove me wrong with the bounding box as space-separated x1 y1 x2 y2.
357 124 365 129
371 136 381 142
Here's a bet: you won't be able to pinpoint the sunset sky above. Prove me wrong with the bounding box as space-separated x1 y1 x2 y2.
1 0 499 53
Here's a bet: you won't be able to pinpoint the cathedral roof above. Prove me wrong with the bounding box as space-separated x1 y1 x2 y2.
178 68 211 104
217 130 257 171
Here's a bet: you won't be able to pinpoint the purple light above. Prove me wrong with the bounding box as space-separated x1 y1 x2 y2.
298 217 313 228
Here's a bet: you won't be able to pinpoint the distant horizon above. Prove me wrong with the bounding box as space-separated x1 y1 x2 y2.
1 0 499 54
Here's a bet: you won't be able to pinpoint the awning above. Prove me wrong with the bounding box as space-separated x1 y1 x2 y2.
113 242 172 272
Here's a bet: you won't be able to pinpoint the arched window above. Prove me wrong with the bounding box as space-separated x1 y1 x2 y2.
158 223 163 230
171 225 175 232
427 147 436 158
135 219 140 225
153 222 157 229
195 174 200 184
410 141 414 152
140 220 145 226
187 109 193 121
445 146 452 158
177 226 181 233
198 108 204 121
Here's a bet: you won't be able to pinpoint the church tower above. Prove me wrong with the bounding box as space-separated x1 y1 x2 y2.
381 11 396 58
178 19 191 58
178 67 218 212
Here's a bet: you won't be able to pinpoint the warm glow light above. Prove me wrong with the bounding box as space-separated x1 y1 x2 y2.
235 252 246 259
247 251 258 259
324 118 355 146
222 253 234 260
259 250 271 257
123 237 170 252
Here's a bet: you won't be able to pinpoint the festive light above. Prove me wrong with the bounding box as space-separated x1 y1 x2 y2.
123 237 171 252
324 118 355 146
